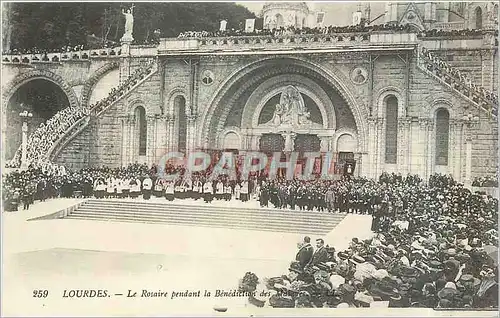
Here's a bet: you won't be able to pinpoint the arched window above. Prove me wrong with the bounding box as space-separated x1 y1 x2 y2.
475 7 483 29
135 106 147 156
385 96 398 164
174 96 187 153
435 108 450 166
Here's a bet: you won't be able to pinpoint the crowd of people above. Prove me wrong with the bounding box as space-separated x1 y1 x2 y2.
238 173 498 309
418 28 488 38
89 60 155 115
178 23 415 39
7 60 155 169
473 173 499 188
421 46 498 110
3 161 499 310
8 107 88 168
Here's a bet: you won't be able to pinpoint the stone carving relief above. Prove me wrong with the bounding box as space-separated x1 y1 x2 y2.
201 70 214 85
260 85 322 130
350 67 368 85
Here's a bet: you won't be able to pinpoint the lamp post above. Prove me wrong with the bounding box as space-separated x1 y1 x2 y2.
462 113 479 188
19 109 33 170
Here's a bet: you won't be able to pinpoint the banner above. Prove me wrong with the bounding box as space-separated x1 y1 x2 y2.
245 19 255 33
352 11 363 25
316 12 325 25
219 20 227 32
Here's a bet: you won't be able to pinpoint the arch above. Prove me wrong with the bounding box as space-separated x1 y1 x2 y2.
275 13 284 28
80 62 119 108
475 6 483 29
332 128 358 153
134 106 147 156
221 129 241 150
426 97 457 119
337 134 357 153
376 86 406 118
240 74 333 129
435 107 450 166
384 94 399 164
174 95 187 153
2 69 80 113
166 87 189 116
199 56 367 153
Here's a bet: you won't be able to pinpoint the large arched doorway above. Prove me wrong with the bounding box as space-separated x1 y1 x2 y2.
201 58 362 151
5 79 69 161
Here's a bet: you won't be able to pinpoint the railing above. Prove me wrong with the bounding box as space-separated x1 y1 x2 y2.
2 47 122 64
159 31 418 52
418 46 498 117
9 59 158 167
432 21 466 31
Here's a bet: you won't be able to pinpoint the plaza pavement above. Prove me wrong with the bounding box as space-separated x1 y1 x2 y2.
2 198 494 317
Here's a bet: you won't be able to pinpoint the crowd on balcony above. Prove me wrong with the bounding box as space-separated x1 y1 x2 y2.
421 47 498 109
418 28 489 38
177 23 414 39
472 173 499 188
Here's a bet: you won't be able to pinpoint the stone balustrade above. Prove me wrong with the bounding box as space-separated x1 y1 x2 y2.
159 31 418 53
432 21 466 31
2 47 122 64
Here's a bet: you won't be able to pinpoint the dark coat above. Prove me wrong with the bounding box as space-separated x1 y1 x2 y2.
296 243 314 269
310 246 329 266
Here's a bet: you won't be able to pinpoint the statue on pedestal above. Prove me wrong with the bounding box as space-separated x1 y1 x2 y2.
121 5 135 42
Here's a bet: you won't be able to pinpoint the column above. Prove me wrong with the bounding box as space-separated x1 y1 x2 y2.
156 115 169 158
20 122 28 170
126 114 135 164
121 117 127 166
464 128 473 188
366 117 378 179
375 117 384 178
426 119 435 181
166 114 176 152
450 119 463 182
397 118 411 175
146 115 157 165
186 114 197 153
418 118 431 180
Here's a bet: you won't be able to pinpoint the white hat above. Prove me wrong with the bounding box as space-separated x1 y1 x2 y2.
444 282 457 290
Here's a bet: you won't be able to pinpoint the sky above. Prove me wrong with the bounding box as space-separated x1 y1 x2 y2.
234 2 387 26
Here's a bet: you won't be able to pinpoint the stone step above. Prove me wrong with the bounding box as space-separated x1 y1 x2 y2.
65 214 333 235
79 202 342 221
64 199 345 235
70 209 339 230
83 200 336 219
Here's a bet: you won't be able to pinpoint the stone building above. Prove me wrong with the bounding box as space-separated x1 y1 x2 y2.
1 2 498 185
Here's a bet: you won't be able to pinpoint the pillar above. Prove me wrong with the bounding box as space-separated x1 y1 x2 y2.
166 114 176 152
146 115 157 165
20 121 28 169
397 117 411 175
464 129 473 188
418 118 431 180
376 117 384 178
426 119 435 181
186 114 198 152
367 117 378 178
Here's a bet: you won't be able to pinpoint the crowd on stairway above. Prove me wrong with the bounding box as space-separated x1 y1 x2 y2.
6 60 155 170
239 173 498 309
421 46 498 109
7 107 88 169
89 60 155 115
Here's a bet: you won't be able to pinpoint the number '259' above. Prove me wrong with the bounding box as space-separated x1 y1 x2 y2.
33 290 49 298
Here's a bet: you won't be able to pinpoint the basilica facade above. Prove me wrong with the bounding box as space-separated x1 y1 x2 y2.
2 2 498 185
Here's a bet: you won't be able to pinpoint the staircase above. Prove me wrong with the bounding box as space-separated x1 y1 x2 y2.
418 46 498 118
63 199 346 235
9 59 158 167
